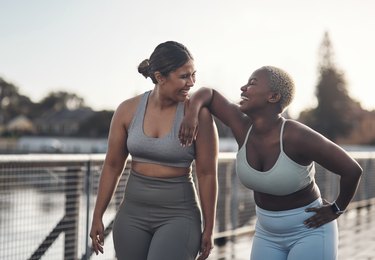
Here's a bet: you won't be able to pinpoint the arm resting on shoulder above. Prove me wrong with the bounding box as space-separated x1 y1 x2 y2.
180 87 214 146
180 87 247 146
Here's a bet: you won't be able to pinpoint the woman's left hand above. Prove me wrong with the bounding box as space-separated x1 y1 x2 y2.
304 200 340 228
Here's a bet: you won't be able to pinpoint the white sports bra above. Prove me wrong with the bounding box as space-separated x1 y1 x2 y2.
235 120 315 196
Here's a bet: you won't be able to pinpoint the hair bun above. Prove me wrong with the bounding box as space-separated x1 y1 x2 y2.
138 59 150 78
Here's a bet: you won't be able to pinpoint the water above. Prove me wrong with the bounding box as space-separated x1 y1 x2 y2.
0 188 118 260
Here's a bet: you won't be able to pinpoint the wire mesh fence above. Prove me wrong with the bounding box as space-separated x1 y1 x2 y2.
0 152 374 260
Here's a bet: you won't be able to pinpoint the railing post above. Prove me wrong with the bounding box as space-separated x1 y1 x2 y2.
363 159 372 200
82 160 91 260
64 167 81 260
215 162 233 246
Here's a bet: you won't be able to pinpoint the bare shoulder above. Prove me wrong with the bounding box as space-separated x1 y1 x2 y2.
283 120 362 176
196 107 218 140
114 94 143 127
283 119 334 157
118 94 142 110
283 119 318 141
198 107 212 122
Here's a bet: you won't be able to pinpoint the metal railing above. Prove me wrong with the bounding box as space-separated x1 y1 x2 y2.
0 152 374 260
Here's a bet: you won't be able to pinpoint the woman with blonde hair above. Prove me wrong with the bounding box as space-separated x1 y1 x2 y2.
179 65 362 260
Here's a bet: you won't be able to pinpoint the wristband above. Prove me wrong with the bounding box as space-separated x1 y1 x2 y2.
330 201 345 215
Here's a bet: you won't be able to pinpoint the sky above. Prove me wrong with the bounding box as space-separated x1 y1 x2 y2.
1 0 374 118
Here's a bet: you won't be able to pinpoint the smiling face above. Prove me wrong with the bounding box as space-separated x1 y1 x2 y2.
158 59 196 102
239 66 295 114
239 68 272 113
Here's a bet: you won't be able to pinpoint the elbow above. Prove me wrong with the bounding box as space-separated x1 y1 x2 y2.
356 164 363 178
196 168 218 182
103 159 127 177
351 162 363 181
197 169 218 178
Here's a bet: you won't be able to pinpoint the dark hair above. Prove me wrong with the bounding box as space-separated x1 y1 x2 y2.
138 41 193 84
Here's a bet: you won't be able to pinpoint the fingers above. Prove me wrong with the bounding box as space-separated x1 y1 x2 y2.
304 205 336 228
197 238 214 260
178 127 187 146
197 246 213 260
90 233 104 255
179 125 197 147
304 206 318 212
304 215 326 228
185 127 197 147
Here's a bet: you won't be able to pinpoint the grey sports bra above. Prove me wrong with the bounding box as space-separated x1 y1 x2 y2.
127 91 195 168
236 120 315 196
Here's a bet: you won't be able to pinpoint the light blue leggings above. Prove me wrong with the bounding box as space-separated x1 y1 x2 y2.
251 198 338 260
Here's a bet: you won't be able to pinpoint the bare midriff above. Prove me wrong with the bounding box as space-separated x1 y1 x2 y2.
254 181 321 211
131 161 191 178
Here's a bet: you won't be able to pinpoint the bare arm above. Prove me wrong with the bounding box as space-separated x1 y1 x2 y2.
90 102 129 255
304 129 362 210
179 87 249 146
194 107 219 260
287 121 363 227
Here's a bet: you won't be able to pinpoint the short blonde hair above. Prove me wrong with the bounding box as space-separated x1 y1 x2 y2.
261 66 295 111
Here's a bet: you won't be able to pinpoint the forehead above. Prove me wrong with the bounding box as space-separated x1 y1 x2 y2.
175 59 195 72
249 68 268 82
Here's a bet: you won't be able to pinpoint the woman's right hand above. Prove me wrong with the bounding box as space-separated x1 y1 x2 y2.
197 231 214 260
90 218 105 255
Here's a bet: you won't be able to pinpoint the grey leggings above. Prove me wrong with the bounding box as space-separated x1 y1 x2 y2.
113 170 202 260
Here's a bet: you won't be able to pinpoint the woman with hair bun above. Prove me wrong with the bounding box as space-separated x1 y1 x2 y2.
179 66 362 260
90 41 218 260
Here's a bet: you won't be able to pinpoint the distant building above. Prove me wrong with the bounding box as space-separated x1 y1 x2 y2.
6 115 36 134
35 108 94 136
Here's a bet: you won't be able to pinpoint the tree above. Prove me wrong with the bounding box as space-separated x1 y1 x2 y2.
0 78 115 138
37 91 86 111
30 91 87 119
0 77 35 124
298 32 359 141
